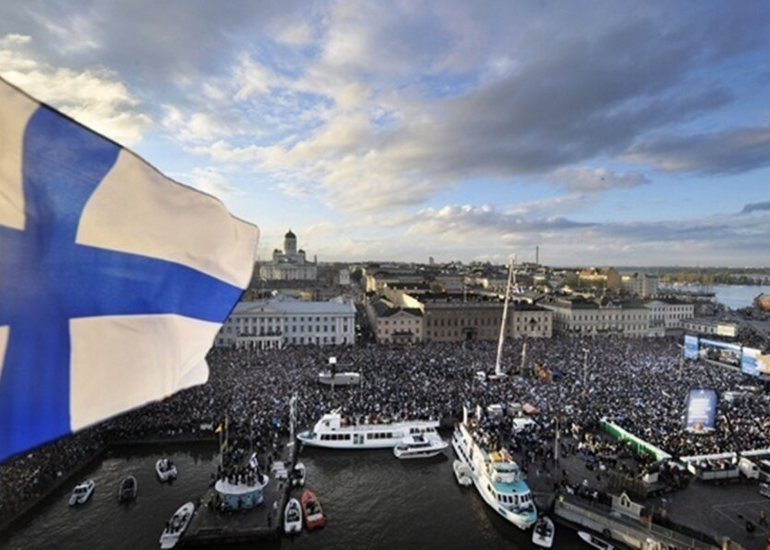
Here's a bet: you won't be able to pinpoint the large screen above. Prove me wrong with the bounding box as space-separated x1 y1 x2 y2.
684 388 718 434
741 347 770 377
699 338 742 367
684 335 699 360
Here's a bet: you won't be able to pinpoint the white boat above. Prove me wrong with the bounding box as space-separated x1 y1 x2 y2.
156 458 177 482
298 410 439 450
393 433 448 459
452 406 537 530
291 462 306 487
284 498 302 534
532 515 555 548
453 460 473 487
68 479 95 506
578 531 614 550
159 502 194 549
318 371 361 386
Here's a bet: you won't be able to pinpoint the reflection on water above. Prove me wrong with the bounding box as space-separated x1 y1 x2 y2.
3 443 581 550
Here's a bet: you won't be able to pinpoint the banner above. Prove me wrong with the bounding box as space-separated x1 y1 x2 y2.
684 388 717 434
741 347 770 377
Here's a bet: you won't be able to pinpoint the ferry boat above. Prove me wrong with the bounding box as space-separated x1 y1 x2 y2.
393 433 448 459
156 458 177 482
284 498 302 534
69 479 95 506
159 502 194 549
451 407 537 530
298 410 439 450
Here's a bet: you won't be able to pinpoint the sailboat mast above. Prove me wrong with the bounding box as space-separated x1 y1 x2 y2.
495 256 515 376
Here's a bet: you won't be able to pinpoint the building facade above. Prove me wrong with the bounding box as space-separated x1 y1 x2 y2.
259 230 318 281
644 299 695 328
622 273 659 298
541 297 650 337
366 296 424 343
215 296 355 349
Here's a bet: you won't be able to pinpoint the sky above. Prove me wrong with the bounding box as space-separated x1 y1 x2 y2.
1 1 769 267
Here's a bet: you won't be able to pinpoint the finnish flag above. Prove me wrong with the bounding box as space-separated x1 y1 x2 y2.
0 78 258 461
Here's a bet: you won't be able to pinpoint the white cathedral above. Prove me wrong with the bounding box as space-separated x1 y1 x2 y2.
259 229 318 281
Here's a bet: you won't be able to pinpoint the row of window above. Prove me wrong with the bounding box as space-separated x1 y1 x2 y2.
487 485 532 506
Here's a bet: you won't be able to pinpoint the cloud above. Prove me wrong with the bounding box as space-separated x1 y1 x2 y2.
0 34 150 146
742 201 770 214
170 166 240 199
550 167 649 193
626 125 770 175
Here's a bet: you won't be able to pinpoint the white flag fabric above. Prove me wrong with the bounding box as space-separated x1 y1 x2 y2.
0 77 258 461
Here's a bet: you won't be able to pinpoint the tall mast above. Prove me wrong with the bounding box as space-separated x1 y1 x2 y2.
495 256 515 376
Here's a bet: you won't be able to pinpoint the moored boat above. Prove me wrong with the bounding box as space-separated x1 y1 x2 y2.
298 409 439 450
453 460 473 487
69 480 95 506
578 530 614 550
532 515 555 548
117 475 137 503
159 502 194 549
292 462 306 487
156 458 177 482
393 433 448 459
284 498 302 534
452 406 537 530
300 490 326 530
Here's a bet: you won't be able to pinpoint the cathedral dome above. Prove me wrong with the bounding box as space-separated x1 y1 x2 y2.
285 229 296 239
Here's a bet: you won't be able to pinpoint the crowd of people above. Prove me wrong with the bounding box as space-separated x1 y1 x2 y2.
1 335 769 526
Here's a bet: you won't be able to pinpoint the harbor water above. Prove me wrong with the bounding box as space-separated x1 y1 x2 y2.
1 442 584 549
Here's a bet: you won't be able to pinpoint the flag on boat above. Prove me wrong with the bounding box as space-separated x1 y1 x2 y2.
249 452 259 469
0 77 258 462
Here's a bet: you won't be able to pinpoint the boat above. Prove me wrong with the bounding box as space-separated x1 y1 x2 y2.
291 462 306 487
578 531 614 550
532 515 555 548
68 480 95 506
117 475 137 503
393 433 448 459
318 371 361 386
453 459 473 487
156 458 178 482
159 502 194 549
452 406 537 530
284 498 302 534
300 490 326 530
298 409 439 450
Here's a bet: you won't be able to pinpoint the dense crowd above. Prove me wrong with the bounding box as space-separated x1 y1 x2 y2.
1 335 769 525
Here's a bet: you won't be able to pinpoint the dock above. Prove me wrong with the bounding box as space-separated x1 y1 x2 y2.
182 440 297 547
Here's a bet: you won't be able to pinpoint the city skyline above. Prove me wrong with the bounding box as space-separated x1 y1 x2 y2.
1 1 769 266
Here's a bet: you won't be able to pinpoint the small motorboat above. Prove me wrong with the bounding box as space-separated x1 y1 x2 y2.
156 459 178 482
69 479 95 506
284 498 302 534
292 462 306 487
532 515 555 548
578 531 614 550
393 434 448 459
117 475 137 503
159 501 195 549
300 490 326 530
453 460 473 487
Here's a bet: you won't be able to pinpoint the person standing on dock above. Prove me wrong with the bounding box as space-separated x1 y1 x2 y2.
760 508 767 527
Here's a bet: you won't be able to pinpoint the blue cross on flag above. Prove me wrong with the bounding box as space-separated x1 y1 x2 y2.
0 78 258 461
